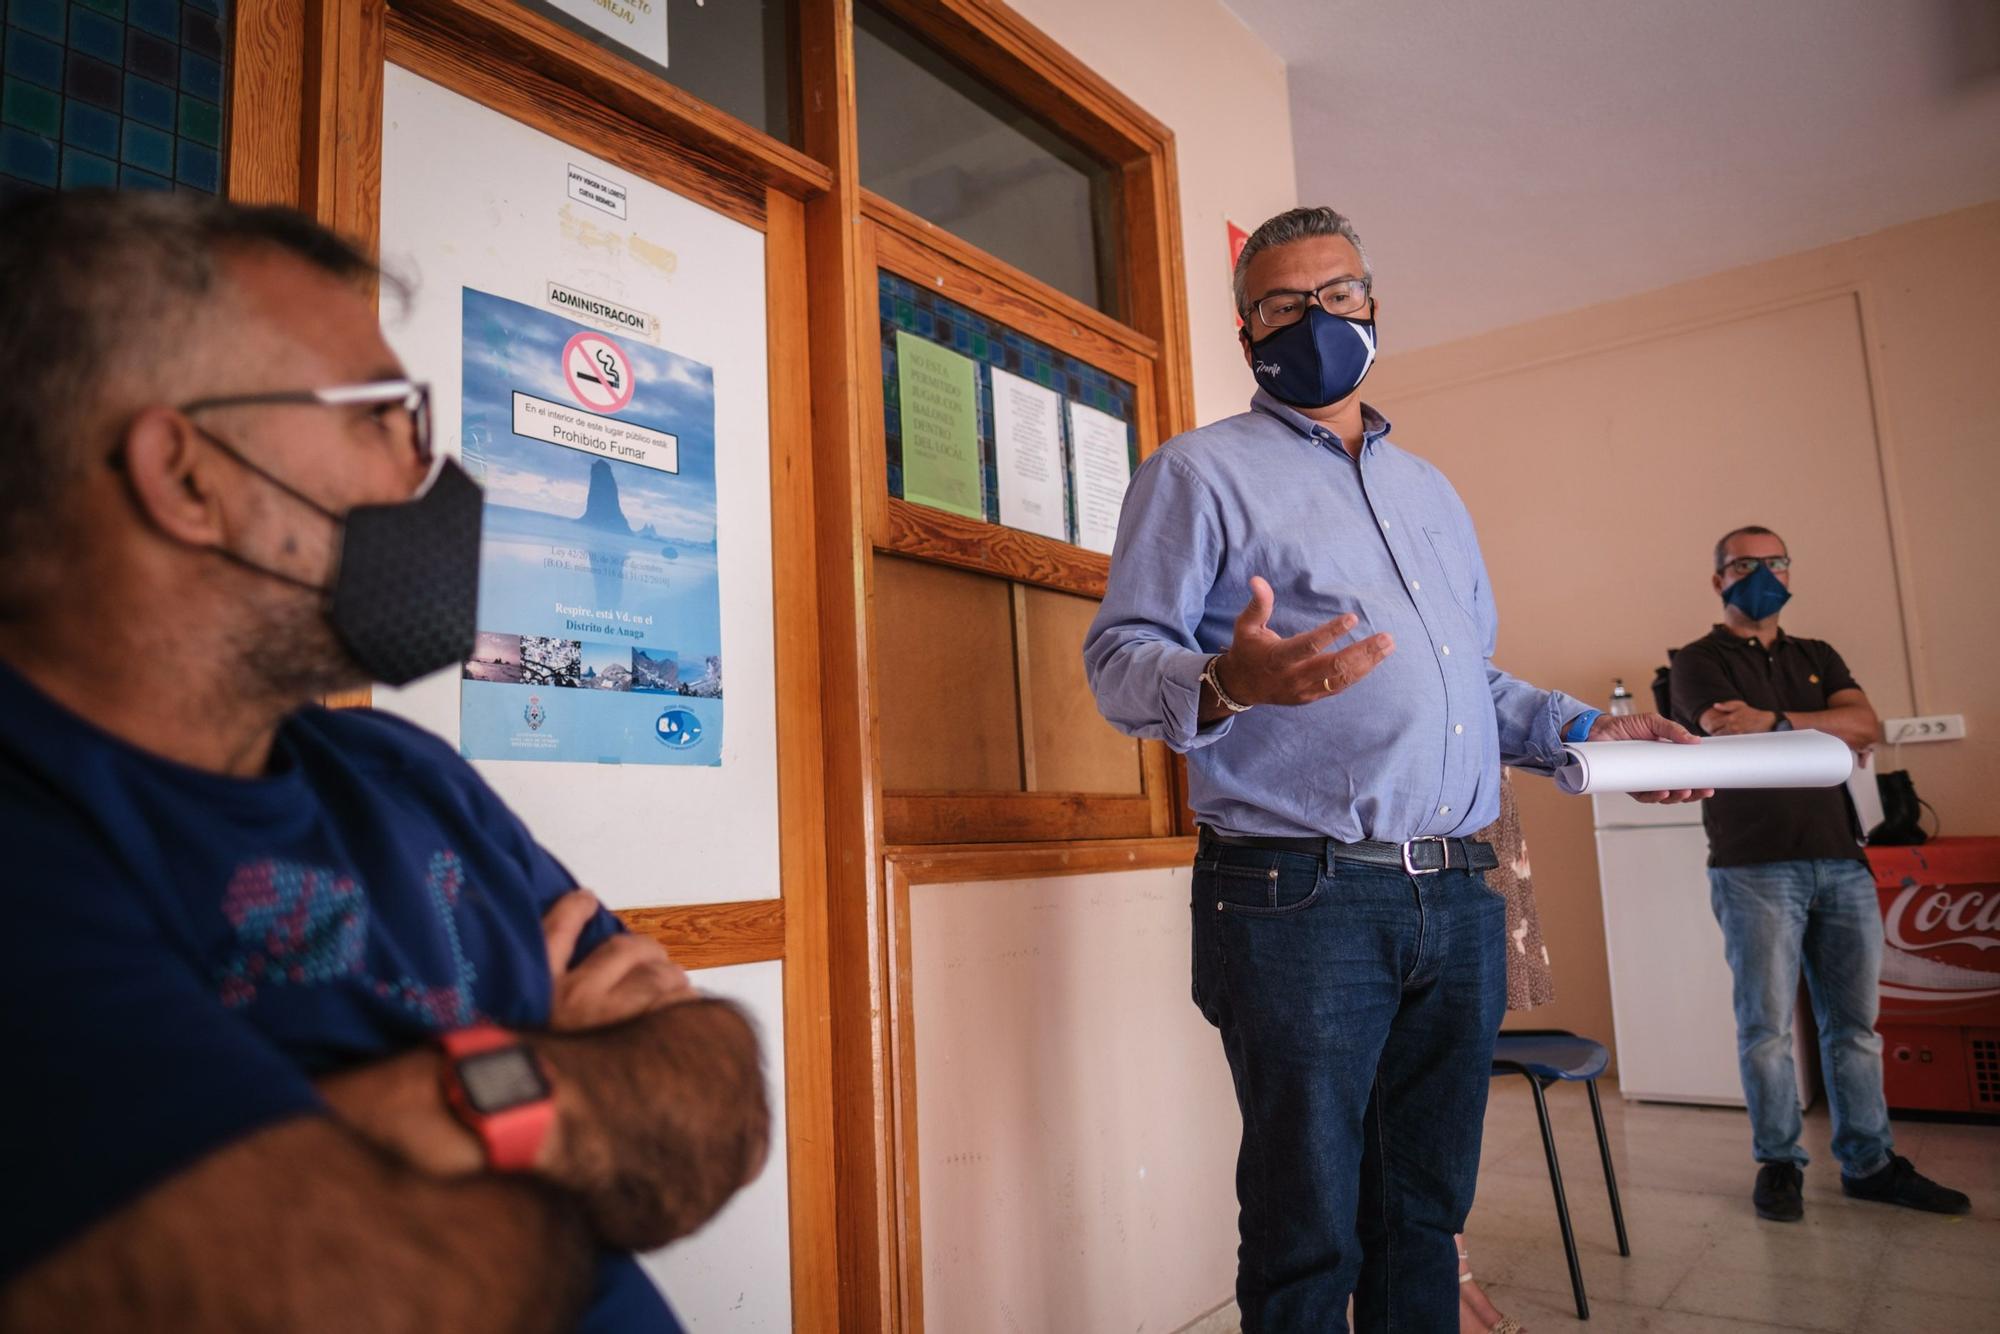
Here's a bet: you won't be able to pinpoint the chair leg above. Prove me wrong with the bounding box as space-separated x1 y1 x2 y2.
1528 1074 1589 1320
1588 1079 1631 1258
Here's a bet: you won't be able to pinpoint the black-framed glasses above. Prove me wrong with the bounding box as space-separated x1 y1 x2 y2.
1720 555 1791 578
180 380 433 466
1252 278 1371 329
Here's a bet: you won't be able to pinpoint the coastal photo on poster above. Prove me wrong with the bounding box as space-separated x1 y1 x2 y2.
459 287 724 765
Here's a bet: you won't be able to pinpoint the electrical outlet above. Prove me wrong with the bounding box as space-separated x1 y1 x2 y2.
1882 714 1967 744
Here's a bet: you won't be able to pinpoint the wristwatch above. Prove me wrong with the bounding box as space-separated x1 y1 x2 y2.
438 1025 556 1172
1772 711 1794 732
1201 654 1253 713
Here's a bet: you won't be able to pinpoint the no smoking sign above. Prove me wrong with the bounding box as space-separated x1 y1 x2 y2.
562 331 635 413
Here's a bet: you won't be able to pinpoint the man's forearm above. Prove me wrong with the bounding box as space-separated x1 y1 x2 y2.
1790 704 1882 749
323 997 768 1253
539 998 769 1249
0 1119 594 1334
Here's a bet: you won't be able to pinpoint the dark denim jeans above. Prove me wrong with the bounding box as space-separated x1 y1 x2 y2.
1191 840 1507 1334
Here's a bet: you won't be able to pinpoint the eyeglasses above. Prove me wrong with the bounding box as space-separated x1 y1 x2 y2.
1251 278 1371 329
1720 555 1791 578
180 380 433 466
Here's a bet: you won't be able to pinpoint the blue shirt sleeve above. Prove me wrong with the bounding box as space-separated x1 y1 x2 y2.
1082 450 1237 753
0 804 325 1280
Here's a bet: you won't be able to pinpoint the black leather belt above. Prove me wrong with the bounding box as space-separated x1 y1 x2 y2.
1200 827 1498 875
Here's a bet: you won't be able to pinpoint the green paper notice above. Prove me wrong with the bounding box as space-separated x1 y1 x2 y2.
896 331 983 519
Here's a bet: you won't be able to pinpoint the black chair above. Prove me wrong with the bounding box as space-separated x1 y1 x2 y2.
1489 1029 1631 1320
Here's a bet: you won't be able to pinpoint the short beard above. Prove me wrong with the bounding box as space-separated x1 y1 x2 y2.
230 590 371 705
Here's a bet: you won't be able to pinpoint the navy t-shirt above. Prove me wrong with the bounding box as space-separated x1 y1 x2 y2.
0 661 679 1331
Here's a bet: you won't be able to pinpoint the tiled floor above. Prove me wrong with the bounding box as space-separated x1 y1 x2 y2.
1462 1077 1998 1333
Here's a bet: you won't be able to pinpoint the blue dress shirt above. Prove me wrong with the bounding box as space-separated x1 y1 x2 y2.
1082 390 1591 842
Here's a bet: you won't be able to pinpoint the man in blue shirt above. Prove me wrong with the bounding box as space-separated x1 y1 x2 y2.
1084 206 1703 1333
0 191 765 1330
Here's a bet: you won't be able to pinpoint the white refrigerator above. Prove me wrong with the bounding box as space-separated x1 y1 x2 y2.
1594 792 1817 1106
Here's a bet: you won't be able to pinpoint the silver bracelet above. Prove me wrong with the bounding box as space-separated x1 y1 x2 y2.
1201 654 1253 714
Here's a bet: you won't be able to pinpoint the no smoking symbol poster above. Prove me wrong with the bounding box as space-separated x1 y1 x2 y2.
563 330 636 412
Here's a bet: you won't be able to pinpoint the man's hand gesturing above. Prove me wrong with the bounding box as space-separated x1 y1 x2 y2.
1212 575 1395 708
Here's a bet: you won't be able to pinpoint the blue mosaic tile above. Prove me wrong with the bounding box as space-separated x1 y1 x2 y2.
2 1 229 194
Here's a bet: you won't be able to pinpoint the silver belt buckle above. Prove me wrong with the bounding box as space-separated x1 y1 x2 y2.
1401 836 1450 876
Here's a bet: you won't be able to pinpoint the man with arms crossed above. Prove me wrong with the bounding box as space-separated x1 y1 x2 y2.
1084 205 1703 1333
0 191 766 1331
1669 526 1968 1222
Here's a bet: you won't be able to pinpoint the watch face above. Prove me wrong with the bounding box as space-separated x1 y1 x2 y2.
458 1047 550 1114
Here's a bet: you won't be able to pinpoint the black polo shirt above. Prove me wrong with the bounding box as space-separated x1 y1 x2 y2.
1668 625 1865 868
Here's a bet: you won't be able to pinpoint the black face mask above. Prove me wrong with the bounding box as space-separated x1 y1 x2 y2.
197 434 484 687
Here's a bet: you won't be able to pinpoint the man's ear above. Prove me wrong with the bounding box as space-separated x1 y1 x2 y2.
1711 571 1726 596
119 408 229 548
1239 326 1254 369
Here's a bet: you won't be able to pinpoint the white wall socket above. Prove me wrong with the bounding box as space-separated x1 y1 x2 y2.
1883 714 1966 744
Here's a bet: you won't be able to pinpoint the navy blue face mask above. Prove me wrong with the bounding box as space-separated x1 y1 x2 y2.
1247 304 1378 409
1722 561 1792 621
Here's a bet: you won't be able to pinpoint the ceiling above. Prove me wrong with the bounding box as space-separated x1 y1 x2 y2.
1221 0 2000 350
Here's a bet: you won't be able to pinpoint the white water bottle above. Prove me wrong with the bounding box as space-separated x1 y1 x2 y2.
1609 678 1636 716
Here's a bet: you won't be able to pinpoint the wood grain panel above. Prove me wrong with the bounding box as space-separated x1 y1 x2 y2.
618 898 785 968
864 191 1159 364
227 0 305 206
797 0 905 1325
883 792 1154 845
765 185 840 1334
882 498 1110 599
872 558 1022 792
872 213 1152 384
1020 586 1141 793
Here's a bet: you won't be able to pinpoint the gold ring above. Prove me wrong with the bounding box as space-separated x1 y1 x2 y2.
1323 677 1332 692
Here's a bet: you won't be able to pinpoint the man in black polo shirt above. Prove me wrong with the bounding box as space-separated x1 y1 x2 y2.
1670 525 1968 1222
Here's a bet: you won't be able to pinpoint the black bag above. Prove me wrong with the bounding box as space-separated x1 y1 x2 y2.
1868 769 1935 846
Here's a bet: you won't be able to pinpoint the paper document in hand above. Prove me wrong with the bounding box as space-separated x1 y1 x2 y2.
1555 730 1854 795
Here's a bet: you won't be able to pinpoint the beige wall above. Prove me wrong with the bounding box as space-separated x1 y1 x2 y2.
911 869 1239 1333
902 2 1296 1328
1366 202 2000 1060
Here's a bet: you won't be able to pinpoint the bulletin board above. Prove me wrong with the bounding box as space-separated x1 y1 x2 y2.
879 270 1139 551
375 66 782 909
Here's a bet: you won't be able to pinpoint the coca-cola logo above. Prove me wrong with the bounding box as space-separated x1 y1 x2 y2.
1883 881 2000 956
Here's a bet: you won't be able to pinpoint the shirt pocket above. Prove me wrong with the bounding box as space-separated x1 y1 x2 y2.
1423 526 1480 621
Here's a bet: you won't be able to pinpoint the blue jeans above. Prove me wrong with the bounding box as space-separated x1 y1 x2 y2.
1191 842 1506 1334
1708 859 1893 1179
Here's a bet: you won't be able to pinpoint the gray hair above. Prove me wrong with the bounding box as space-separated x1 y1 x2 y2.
0 190 392 605
1232 206 1373 318
1714 525 1786 572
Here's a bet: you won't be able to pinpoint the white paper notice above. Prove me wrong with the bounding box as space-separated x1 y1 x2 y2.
1555 730 1854 796
1067 400 1131 555
545 0 669 67
991 366 1067 541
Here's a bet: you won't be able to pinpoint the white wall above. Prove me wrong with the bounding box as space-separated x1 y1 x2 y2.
912 868 1240 1333
907 3 1296 1328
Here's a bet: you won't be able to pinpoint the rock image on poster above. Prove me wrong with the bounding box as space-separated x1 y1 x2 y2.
458 288 724 765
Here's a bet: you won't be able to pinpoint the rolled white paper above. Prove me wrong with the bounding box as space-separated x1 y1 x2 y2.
1555 730 1855 796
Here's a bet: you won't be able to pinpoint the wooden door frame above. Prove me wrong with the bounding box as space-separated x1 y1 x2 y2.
798 1 1198 1328
226 2 839 1326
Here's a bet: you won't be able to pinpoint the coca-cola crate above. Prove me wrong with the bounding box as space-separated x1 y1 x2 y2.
1973 1028 2000 1114
1868 840 2000 1029
1879 1024 1973 1112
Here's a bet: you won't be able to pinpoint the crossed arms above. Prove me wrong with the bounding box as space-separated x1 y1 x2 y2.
0 890 767 1334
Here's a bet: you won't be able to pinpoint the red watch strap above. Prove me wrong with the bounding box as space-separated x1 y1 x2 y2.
439 1025 555 1173
440 1023 517 1059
